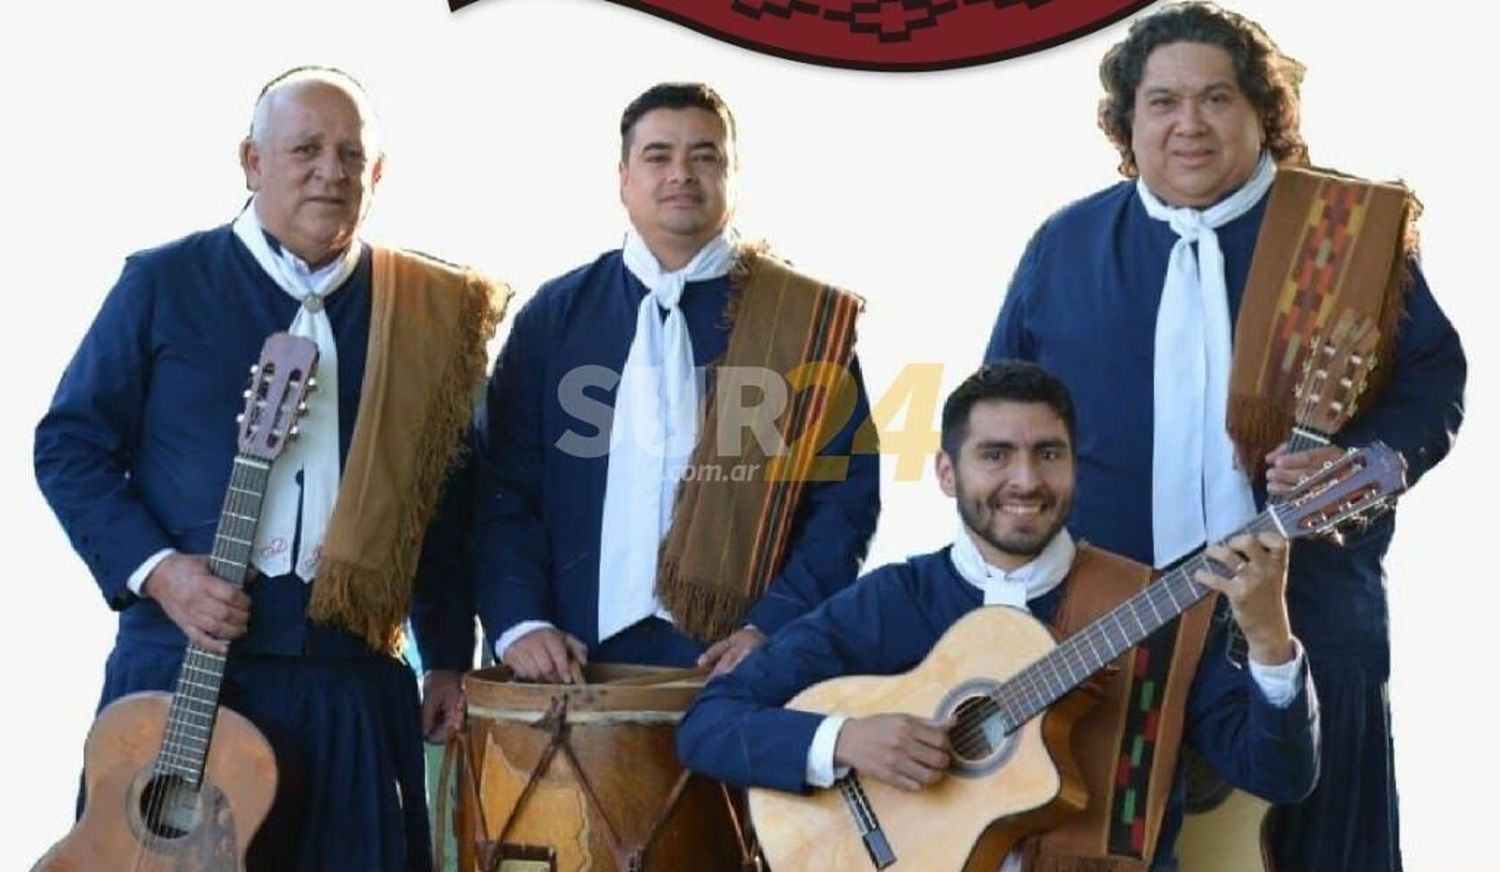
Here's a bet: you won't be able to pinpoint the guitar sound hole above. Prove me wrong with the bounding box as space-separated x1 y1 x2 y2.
138 773 203 839
949 694 1007 765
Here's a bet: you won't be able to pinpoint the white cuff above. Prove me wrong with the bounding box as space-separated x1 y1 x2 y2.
1247 637 1306 708
495 620 556 661
128 548 177 597
805 714 851 788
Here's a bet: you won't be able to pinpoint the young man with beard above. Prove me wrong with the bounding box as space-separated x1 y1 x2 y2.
677 362 1318 869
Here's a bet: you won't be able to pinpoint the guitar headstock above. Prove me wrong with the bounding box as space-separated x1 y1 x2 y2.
1293 313 1380 436
1274 442 1407 544
236 333 319 462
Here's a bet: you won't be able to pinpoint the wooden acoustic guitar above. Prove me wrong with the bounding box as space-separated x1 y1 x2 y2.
1177 313 1381 872
32 333 318 872
748 440 1405 872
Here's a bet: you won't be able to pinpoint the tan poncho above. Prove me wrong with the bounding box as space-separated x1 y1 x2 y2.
306 247 509 654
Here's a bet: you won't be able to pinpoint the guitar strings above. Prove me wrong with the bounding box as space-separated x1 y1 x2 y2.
944 512 1284 756
133 464 235 868
944 563 1208 749
951 329 1347 753
952 334 1370 767
134 454 263 868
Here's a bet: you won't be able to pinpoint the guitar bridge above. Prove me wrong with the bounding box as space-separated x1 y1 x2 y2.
838 774 896 869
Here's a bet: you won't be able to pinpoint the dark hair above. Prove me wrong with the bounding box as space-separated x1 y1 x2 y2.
619 82 737 163
941 362 1077 458
1097 1 1308 177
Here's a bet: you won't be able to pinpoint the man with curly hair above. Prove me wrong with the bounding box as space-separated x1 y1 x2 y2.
986 4 1465 870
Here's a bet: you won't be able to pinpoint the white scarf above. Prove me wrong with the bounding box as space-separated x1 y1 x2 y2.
1137 152 1275 567
595 228 735 643
231 204 359 581
949 520 1075 609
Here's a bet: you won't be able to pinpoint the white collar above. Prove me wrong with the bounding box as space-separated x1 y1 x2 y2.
949 522 1076 609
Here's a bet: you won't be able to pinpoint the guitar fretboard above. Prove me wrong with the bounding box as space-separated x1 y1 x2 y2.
1285 427 1331 463
987 511 1284 733
153 455 270 786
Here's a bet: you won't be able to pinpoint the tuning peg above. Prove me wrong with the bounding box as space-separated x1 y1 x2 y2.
236 413 245 424
250 364 260 375
297 402 308 414
242 389 253 400
306 377 318 391
289 425 300 438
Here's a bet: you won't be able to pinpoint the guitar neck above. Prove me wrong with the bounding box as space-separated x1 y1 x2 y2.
987 511 1284 732
154 455 271 787
1286 426 1331 456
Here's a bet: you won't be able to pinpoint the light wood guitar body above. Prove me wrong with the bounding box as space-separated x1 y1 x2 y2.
749 607 1095 872
31 692 277 872
1175 766 1275 872
748 437 1406 872
33 334 319 872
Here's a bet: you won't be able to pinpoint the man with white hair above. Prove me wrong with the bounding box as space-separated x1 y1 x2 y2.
35 66 505 871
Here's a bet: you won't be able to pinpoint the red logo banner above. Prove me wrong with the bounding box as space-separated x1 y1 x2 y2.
448 0 1157 71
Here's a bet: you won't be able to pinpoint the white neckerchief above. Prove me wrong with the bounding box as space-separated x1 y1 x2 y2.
231 203 359 581
596 227 735 643
1137 152 1275 567
949 521 1076 610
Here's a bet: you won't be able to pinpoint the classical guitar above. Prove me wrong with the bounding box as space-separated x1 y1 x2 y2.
1178 313 1381 872
33 333 319 872
748 441 1405 872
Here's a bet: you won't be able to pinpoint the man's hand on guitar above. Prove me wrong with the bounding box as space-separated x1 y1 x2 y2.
143 553 250 654
422 669 466 744
1193 532 1296 666
699 626 767 676
833 714 953 792
504 626 589 684
1264 442 1346 495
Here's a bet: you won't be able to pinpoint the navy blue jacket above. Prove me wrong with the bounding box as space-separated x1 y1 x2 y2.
987 181 1465 665
35 223 472 663
468 250 881 654
677 548 1320 866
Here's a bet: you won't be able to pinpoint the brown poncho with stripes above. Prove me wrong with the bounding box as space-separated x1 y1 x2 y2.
655 246 864 643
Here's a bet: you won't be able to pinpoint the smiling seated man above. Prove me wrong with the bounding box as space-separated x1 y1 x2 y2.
677 361 1319 871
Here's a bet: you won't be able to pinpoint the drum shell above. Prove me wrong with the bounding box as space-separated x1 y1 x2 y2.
458 664 753 872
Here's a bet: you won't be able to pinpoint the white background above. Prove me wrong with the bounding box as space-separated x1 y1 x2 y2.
2 0 1494 867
